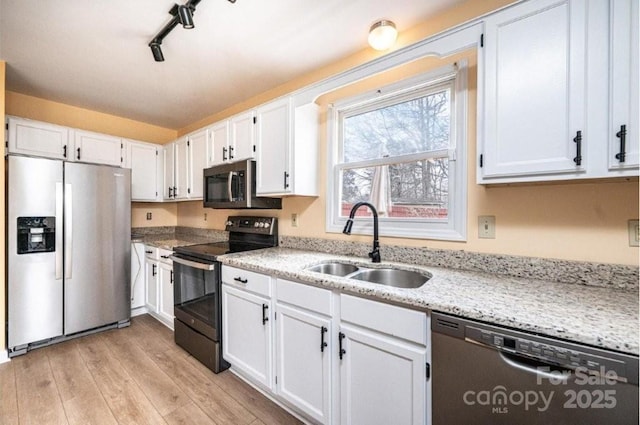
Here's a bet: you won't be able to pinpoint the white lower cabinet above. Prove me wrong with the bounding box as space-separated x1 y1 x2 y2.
220 266 428 425
222 283 273 390
144 246 174 329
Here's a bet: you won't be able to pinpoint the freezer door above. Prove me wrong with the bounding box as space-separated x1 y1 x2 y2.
64 162 131 335
7 155 64 348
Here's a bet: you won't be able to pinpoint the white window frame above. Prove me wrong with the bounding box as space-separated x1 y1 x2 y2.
326 62 468 241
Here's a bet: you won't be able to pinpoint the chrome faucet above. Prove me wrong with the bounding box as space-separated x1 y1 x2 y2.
342 201 381 263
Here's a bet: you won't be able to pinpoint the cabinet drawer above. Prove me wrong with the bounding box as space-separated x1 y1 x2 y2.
340 294 426 346
158 248 173 264
222 266 271 297
144 246 158 260
276 279 332 316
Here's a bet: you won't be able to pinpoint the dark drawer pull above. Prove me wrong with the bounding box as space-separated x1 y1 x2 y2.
320 326 328 353
145 250 153 254
573 130 582 166
339 332 346 359
233 277 248 284
77 147 81 160
615 124 627 163
160 255 170 259
262 304 269 325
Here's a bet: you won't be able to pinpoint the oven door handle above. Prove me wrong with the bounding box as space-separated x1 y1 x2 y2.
169 255 216 271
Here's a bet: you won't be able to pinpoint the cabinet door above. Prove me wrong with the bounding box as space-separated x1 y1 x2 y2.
145 260 158 312
276 304 331 424
73 130 123 166
7 117 70 160
256 97 291 195
222 284 272 390
163 143 176 200
339 325 426 425
158 261 174 327
128 141 159 201
608 0 639 170
210 121 230 167
230 110 255 161
174 138 189 200
188 130 208 199
480 0 587 180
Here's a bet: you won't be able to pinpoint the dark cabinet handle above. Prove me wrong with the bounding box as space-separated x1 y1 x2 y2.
573 131 582 166
229 146 234 159
262 303 269 325
283 171 290 189
339 332 346 359
320 326 328 353
152 264 157 277
615 124 627 163
170 270 173 284
173 186 177 197
145 250 153 254
233 277 248 284
160 255 170 259
168 187 173 198
222 146 227 161
63 145 67 158
77 147 81 160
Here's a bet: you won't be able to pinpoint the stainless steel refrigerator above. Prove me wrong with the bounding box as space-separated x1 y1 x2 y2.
7 155 131 355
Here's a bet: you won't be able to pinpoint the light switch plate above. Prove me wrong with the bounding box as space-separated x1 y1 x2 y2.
146 212 152 221
629 220 639 247
291 213 299 227
478 216 496 239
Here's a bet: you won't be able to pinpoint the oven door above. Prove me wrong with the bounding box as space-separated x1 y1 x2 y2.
171 255 220 341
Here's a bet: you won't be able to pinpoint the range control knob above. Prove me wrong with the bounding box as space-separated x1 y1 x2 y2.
226 220 234 226
263 222 270 228
254 222 260 227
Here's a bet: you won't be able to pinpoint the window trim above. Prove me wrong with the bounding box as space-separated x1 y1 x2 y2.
325 62 468 241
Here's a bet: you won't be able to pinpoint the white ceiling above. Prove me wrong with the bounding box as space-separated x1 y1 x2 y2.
0 0 463 130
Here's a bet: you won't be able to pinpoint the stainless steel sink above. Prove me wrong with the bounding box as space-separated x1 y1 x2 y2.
350 268 431 289
306 262 360 277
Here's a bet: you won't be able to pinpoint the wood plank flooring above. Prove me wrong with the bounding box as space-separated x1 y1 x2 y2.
0 315 301 425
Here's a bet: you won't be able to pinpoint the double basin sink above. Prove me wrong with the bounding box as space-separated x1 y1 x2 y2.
306 262 431 289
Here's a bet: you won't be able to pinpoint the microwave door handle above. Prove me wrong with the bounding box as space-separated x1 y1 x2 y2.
227 171 234 201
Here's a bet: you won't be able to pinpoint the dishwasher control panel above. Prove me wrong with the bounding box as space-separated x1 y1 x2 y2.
432 313 638 385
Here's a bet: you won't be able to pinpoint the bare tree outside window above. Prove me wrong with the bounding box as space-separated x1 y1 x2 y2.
339 88 451 220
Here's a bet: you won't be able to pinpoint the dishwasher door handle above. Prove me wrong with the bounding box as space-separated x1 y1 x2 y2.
498 351 570 382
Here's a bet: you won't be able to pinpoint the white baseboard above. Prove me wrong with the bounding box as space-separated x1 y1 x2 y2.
0 350 10 364
131 306 149 317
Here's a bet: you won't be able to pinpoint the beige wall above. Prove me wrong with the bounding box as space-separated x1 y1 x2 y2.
132 202 178 228
6 91 177 144
1 61 6 354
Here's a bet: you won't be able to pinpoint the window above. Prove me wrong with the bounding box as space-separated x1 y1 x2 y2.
327 64 467 240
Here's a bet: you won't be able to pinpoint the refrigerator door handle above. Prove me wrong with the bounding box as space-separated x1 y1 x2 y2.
64 183 73 279
55 182 63 280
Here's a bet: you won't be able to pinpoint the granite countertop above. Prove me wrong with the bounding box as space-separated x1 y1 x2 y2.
217 247 639 355
131 233 219 250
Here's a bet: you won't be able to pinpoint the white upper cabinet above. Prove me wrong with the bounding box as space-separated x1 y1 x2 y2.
163 142 176 200
73 129 123 166
230 110 256 162
255 97 319 196
126 140 161 202
174 138 189 200
209 120 231 167
608 0 639 171
7 116 70 160
479 0 587 181
188 129 208 199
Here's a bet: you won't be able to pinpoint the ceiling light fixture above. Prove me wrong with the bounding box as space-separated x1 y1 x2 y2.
149 0 237 62
177 5 195 29
368 19 397 51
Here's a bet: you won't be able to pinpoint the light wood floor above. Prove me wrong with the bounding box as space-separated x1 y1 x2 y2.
0 314 301 425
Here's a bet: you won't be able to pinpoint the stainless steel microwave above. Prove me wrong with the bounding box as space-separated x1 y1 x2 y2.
203 160 282 209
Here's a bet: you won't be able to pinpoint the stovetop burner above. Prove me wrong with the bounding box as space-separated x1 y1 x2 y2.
173 216 278 262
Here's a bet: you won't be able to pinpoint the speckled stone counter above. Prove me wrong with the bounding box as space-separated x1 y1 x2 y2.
218 247 639 355
131 227 227 250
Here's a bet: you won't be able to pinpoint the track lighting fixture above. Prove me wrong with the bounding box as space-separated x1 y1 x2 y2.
149 0 237 62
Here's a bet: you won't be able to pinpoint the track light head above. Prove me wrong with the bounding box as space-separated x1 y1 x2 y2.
177 5 194 29
149 42 164 62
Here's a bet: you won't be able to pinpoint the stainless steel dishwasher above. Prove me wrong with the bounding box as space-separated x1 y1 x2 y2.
431 312 639 424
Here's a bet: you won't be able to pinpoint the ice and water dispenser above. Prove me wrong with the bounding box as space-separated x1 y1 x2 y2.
17 216 56 254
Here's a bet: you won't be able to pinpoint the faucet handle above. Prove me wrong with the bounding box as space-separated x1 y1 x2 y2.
369 249 381 263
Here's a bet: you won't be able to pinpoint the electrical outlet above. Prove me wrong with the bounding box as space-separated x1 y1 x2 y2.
204 213 208 221
478 216 496 239
629 220 639 247
291 213 299 227
146 212 152 221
